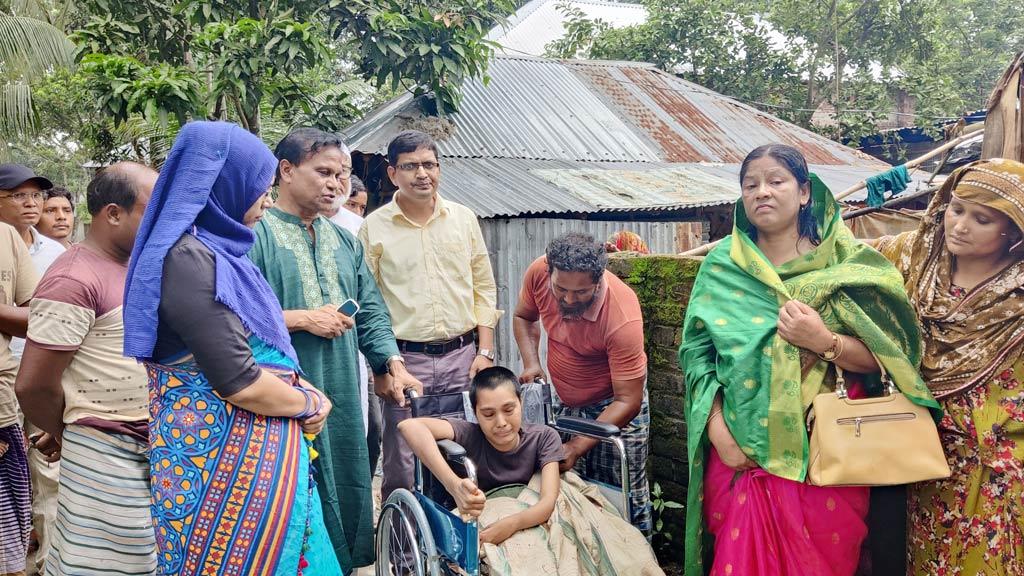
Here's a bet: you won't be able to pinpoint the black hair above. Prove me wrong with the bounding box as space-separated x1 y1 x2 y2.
274 128 348 184
45 186 73 204
546 232 608 283
86 164 145 216
386 130 439 167
469 366 521 411
739 144 820 245
349 174 367 197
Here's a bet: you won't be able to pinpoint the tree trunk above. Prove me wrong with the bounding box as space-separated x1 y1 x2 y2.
245 106 261 136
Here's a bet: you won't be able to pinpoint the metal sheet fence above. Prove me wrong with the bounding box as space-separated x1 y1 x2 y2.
480 217 689 374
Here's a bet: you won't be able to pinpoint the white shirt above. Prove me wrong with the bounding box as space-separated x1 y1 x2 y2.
329 208 371 434
11 227 66 359
329 208 364 234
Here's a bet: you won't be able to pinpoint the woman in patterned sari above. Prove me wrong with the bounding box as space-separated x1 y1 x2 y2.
877 158 1024 574
679 144 940 576
123 121 342 575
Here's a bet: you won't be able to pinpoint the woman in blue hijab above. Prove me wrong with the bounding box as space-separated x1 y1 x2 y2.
124 121 342 575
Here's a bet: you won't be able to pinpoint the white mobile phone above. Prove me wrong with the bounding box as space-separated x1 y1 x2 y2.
337 298 360 316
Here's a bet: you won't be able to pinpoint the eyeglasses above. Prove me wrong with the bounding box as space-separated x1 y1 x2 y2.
395 161 440 172
0 191 44 203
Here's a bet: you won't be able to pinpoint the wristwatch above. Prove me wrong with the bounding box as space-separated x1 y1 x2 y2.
386 354 406 375
477 348 495 361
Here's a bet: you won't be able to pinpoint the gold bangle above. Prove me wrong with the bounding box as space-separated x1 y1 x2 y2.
708 409 723 423
834 334 846 361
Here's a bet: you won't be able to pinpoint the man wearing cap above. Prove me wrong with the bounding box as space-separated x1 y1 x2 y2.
0 163 65 575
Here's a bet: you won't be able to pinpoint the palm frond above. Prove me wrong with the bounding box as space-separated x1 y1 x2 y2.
0 81 35 136
0 16 74 79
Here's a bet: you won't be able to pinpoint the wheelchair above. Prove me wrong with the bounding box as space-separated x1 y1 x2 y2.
375 380 633 576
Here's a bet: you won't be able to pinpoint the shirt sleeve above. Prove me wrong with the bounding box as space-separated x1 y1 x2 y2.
467 211 503 328
445 417 478 448
357 219 381 285
535 425 565 468
347 232 400 374
516 257 545 320
11 227 37 305
606 319 648 381
159 239 261 396
27 275 95 351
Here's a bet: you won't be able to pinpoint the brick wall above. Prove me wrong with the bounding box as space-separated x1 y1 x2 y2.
606 252 701 549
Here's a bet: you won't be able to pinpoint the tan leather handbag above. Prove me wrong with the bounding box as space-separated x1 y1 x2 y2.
807 362 951 487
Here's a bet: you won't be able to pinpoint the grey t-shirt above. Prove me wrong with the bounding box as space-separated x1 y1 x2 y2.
446 419 564 492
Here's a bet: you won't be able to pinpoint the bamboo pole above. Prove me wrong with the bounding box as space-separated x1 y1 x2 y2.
679 123 986 257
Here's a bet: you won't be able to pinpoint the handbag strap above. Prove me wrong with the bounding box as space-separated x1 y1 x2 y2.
832 349 895 399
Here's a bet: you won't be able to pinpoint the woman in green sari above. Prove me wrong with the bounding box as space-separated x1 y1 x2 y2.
679 144 940 576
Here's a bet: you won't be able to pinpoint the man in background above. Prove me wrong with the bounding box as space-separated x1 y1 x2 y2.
36 187 75 248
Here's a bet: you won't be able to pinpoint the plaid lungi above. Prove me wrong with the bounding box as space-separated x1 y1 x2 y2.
554 391 653 536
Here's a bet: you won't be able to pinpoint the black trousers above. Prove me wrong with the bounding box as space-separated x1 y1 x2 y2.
868 485 907 576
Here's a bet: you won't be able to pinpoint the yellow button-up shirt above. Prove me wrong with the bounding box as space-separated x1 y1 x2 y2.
358 194 502 342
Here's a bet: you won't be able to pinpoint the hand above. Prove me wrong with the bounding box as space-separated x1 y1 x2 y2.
300 386 332 435
776 300 831 353
30 432 62 463
446 477 485 519
480 517 519 545
392 367 423 403
302 305 354 339
518 363 547 384
469 354 493 378
706 415 757 472
559 441 583 473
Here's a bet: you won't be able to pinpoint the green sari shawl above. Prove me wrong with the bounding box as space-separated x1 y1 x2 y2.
678 175 940 575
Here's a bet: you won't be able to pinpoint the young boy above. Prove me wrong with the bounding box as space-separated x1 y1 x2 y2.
398 367 563 545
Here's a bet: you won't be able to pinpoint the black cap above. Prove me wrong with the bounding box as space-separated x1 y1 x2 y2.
0 164 52 192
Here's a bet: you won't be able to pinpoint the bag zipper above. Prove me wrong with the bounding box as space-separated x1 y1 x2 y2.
836 413 915 437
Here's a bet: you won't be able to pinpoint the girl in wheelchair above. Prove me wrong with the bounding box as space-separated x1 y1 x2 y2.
397 366 563 545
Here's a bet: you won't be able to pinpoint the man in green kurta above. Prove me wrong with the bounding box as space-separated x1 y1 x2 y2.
250 128 422 574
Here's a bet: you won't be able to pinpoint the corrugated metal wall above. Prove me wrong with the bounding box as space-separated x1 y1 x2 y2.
481 217 681 374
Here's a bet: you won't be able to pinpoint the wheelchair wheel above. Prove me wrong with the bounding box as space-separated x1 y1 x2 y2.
376 488 440 576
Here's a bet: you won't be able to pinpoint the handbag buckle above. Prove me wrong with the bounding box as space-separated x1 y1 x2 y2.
835 373 848 399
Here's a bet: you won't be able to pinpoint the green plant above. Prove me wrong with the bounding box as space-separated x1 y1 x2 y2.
651 481 684 543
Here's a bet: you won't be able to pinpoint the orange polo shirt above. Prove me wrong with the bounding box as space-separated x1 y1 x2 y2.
518 256 647 407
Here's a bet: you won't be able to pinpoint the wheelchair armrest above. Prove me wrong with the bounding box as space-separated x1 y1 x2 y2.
554 416 620 439
437 439 468 461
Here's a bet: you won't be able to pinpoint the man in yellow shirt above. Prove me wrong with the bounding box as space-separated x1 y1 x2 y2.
359 130 502 502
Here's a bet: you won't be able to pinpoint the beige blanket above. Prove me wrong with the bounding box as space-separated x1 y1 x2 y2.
476 472 664 576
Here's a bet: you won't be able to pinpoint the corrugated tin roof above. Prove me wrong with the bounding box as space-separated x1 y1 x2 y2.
343 55 908 216
434 157 916 217
487 0 648 57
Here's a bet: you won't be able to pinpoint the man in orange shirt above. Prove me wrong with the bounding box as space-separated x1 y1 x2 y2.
514 232 651 534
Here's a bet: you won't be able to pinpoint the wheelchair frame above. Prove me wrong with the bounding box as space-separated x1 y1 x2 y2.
375 382 632 576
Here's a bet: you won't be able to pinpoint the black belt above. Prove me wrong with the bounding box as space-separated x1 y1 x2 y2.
397 330 476 356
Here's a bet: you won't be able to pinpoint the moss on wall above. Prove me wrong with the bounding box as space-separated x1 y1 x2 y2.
607 252 702 558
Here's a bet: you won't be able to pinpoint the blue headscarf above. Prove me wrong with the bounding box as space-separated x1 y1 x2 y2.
123 121 297 363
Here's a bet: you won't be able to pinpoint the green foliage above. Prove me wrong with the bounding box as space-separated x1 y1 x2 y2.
544 2 610 59
651 481 684 544
67 0 512 146
325 0 513 114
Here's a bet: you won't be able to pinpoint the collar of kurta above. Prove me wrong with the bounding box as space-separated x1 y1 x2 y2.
268 207 325 228
381 192 451 227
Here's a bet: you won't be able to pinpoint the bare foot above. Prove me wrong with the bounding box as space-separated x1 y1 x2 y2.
0 440 8 458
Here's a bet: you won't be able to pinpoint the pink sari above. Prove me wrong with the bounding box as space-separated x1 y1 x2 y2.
703 449 869 576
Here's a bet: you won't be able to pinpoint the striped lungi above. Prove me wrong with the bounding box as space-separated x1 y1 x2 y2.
46 424 156 576
0 423 31 576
